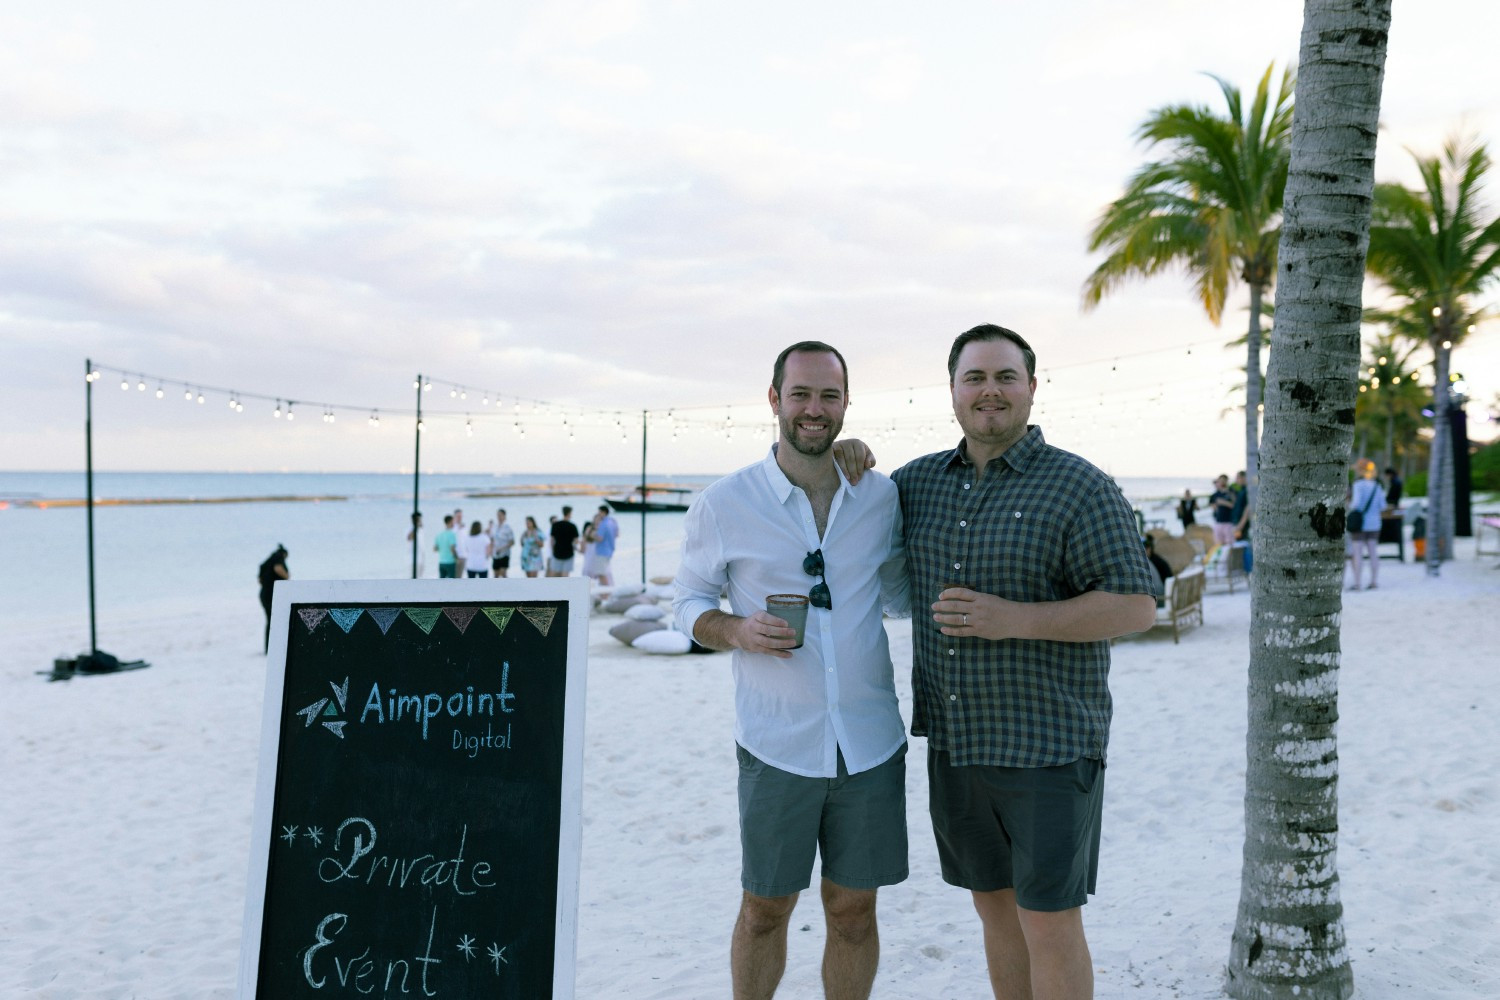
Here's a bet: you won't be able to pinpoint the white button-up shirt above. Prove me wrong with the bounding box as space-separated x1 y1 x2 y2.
674 448 910 777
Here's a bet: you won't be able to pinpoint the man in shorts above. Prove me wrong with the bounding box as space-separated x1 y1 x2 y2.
547 506 579 577
891 325 1155 999
490 508 515 578
674 341 909 1000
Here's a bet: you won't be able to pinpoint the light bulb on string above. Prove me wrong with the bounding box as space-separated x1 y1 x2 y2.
274 401 282 418
197 392 204 404
121 378 130 390
465 418 473 437
482 394 489 406
137 379 146 391
417 419 424 431
285 404 294 421
413 379 420 389
423 381 432 391
184 388 194 401
155 385 164 399
229 395 237 410
450 388 457 398
460 390 467 400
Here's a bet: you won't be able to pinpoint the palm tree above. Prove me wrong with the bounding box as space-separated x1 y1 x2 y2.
1353 328 1426 472
1225 4 1390 997
1083 63 1294 512
1366 137 1500 574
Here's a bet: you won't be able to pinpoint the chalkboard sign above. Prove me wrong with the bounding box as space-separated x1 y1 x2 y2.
239 578 590 1000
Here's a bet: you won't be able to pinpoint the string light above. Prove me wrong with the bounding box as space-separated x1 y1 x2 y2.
274 401 282 419
285 403 294 421
121 378 130 391
184 388 194 401
137 379 146 391
155 384 164 399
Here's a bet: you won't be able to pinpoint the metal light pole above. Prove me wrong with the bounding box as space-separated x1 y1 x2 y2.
413 374 423 578
639 409 648 583
85 358 97 657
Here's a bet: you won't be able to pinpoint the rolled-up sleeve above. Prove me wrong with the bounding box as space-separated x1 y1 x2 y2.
879 502 910 618
673 496 728 637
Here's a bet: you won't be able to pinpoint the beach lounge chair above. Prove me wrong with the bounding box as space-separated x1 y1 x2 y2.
1149 565 1204 643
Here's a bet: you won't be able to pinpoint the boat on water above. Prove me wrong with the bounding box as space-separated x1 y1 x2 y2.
605 487 694 513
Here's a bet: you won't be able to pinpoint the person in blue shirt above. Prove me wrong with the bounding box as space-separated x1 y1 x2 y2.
433 515 458 578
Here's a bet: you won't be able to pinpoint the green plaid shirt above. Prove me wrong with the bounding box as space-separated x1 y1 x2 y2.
892 427 1155 767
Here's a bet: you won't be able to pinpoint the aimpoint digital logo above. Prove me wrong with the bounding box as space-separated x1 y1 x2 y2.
297 677 351 739
293 665 517 743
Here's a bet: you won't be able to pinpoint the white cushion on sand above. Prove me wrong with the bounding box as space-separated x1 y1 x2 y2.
645 583 675 601
601 593 653 615
623 603 666 622
611 582 646 598
631 629 693 655
609 619 665 645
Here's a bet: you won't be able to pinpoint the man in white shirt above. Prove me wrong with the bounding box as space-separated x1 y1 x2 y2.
674 342 909 1000
489 508 516 578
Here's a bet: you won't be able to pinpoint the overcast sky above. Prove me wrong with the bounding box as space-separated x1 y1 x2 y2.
4 1 1498 479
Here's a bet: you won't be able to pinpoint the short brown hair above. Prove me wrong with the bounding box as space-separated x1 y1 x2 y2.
772 341 849 395
947 324 1035 382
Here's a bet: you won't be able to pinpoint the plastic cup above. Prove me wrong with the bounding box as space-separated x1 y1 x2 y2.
766 594 810 649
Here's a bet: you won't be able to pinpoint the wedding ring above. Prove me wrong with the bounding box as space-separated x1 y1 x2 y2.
963 614 968 626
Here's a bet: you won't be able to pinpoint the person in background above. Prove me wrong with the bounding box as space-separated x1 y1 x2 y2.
1384 467 1404 509
591 503 619 587
458 520 492 578
1176 490 1197 530
1209 474 1237 548
519 515 545 578
257 545 289 653
452 508 468 576
434 515 459 579
1144 535 1175 606
406 511 425 578
548 505 579 577
489 508 515 578
1346 459 1387 591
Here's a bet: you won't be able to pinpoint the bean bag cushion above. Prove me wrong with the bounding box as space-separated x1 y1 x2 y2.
624 603 666 622
609 619 665 645
601 592 655 614
631 629 693 655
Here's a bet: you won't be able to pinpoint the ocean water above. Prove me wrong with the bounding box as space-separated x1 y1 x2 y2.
0 470 1206 654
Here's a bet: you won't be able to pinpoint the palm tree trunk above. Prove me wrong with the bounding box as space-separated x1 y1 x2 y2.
1426 332 1452 575
1245 285 1264 510
1226 2 1388 998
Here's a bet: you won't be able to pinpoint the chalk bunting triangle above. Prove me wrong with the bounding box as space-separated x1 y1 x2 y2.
367 608 403 634
404 607 443 634
519 606 557 637
444 607 479 633
328 608 363 633
482 607 515 634
297 608 329 632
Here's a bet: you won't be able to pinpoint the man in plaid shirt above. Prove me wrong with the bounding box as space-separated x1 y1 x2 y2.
891 324 1155 1000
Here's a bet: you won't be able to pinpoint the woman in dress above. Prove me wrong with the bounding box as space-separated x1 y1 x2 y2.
519 516 544 578
579 512 602 581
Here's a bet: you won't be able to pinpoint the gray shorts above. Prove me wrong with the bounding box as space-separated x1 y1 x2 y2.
927 751 1104 912
736 743 908 898
549 556 574 574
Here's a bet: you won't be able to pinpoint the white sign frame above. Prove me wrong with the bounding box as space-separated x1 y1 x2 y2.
237 577 590 999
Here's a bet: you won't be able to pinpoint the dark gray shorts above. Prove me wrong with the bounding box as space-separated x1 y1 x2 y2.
736 743 908 898
927 751 1104 912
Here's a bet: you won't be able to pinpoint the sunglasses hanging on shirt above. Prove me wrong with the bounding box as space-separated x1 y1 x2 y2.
803 549 832 610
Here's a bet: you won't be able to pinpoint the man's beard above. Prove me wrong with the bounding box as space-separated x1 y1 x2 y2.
780 414 843 457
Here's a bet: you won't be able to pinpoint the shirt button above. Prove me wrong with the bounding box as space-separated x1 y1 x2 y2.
828 667 833 673
949 694 957 701
948 648 956 656
953 562 961 571
1014 511 1022 519
959 520 967 527
963 483 972 490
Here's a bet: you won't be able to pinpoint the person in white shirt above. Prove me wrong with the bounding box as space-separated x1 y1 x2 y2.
674 341 909 1000
489 508 516 578
456 520 492 578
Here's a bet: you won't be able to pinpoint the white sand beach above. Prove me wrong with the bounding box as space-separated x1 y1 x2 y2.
3 543 1497 999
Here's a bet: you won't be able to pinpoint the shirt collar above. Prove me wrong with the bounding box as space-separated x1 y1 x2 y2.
943 425 1045 475
760 444 856 503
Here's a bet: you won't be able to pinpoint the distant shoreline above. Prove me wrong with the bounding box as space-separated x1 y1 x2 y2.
0 482 670 509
